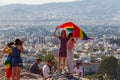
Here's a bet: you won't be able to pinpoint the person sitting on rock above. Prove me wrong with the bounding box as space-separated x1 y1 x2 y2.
73 62 83 77
29 58 42 75
42 60 52 79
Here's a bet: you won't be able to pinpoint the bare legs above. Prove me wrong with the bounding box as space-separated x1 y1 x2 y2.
57 57 66 71
62 57 66 70
11 67 21 80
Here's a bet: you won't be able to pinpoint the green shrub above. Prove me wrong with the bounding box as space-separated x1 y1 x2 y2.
42 53 55 62
74 54 79 58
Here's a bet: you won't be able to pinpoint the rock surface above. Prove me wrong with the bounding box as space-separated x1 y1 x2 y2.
0 67 89 80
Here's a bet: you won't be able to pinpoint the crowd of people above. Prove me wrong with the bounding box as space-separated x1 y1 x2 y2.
53 27 83 79
3 27 83 80
29 58 55 79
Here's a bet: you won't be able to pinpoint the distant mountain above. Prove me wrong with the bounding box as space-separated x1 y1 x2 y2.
0 0 120 25
0 0 120 15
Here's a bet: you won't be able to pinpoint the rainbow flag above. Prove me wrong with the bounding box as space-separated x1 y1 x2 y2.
58 22 74 33
4 55 12 77
58 22 93 40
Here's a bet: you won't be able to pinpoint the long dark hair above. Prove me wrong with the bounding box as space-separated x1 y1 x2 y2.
15 39 23 45
61 30 67 38
7 42 14 47
68 33 73 39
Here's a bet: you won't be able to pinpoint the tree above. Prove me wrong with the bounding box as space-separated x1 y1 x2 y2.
99 56 117 80
117 60 120 79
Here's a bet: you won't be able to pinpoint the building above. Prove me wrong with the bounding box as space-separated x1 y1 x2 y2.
82 62 100 75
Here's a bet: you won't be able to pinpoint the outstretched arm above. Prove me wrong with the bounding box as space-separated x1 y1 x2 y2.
3 46 7 53
75 38 79 43
3 44 8 53
69 37 78 43
53 27 59 38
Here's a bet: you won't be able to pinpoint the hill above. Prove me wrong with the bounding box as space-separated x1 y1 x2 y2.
0 0 120 26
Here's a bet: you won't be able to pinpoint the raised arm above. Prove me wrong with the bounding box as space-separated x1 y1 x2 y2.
20 45 24 52
53 27 59 38
69 37 77 43
74 38 79 43
3 46 7 53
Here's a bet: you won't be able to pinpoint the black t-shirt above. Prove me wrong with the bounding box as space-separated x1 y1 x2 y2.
29 63 40 74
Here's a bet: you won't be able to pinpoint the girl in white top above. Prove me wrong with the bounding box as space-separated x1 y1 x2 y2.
43 60 52 79
74 63 83 77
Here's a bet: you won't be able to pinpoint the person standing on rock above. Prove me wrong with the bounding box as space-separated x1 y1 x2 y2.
3 42 14 80
11 39 24 80
53 27 68 71
67 33 77 75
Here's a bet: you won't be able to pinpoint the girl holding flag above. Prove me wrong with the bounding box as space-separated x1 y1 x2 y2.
67 33 77 75
53 27 68 71
54 22 92 74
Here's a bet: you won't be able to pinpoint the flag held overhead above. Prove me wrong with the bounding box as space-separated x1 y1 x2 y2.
58 22 93 40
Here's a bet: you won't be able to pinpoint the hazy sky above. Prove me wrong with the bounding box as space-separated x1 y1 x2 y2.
0 0 78 6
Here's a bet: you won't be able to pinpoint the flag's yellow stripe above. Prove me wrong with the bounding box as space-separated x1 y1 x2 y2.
80 30 84 39
5 64 10 70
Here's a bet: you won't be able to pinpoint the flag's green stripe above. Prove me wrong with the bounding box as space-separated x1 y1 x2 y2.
82 31 88 38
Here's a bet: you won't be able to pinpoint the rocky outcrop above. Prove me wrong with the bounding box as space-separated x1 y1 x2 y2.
0 67 89 80
0 67 5 80
20 69 43 79
0 67 43 80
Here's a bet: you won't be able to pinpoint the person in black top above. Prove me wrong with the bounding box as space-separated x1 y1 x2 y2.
29 58 42 75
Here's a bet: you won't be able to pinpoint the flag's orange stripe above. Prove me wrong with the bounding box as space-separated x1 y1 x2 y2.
64 26 74 29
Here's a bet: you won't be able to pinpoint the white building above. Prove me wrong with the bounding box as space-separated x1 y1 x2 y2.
79 53 91 63
114 53 120 59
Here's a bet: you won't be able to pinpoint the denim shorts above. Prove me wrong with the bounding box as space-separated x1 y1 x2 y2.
12 57 23 67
